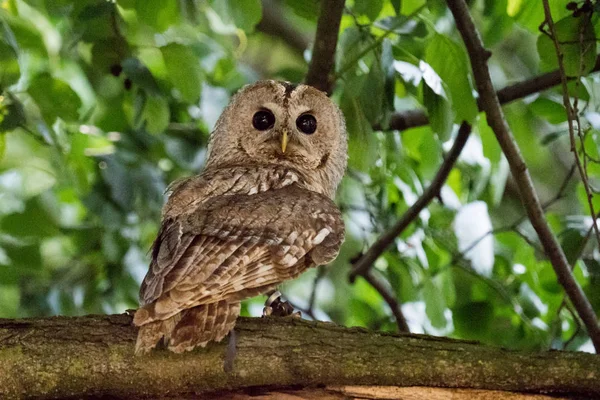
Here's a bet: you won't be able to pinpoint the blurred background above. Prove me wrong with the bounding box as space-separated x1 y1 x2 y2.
1 0 599 353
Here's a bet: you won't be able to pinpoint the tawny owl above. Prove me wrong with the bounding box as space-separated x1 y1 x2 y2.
133 80 347 354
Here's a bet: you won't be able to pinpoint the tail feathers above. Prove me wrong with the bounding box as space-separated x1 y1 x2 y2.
134 301 241 355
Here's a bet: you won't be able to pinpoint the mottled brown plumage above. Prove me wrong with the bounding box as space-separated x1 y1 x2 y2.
134 80 347 354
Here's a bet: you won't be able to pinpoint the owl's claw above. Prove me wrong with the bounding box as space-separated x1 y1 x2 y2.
262 291 299 317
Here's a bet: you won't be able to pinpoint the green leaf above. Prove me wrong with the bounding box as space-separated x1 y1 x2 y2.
121 58 161 95
135 0 179 32
529 97 567 124
560 228 587 266
478 114 501 163
423 279 447 328
453 301 494 338
211 0 262 32
391 0 402 15
0 93 26 133
0 133 5 161
0 284 20 318
160 43 203 103
401 0 425 15
537 15 597 77
540 130 567 146
0 40 20 88
423 82 453 141
340 76 379 171
1 11 47 55
1 198 60 238
426 34 477 124
141 95 170 135
354 0 383 21
28 74 82 123
75 2 115 41
285 0 319 21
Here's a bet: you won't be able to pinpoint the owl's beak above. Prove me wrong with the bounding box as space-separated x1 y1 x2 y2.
281 128 289 153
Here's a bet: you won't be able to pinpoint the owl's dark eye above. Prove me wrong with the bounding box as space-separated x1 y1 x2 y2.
296 114 317 134
252 110 275 131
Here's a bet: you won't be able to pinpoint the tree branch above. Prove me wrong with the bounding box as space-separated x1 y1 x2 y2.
1 315 599 399
385 56 600 131
350 122 472 280
445 0 600 352
361 271 410 332
304 0 346 93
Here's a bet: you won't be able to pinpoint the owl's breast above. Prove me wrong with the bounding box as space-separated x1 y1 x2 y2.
163 165 314 218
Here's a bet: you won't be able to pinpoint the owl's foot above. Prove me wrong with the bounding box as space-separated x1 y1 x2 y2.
262 291 301 318
223 329 237 373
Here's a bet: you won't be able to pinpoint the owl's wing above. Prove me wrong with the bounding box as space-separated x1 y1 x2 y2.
134 185 344 326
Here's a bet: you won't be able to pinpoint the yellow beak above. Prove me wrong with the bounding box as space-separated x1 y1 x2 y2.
281 129 288 153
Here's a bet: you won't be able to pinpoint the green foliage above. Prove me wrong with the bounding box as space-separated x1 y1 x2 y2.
0 0 599 354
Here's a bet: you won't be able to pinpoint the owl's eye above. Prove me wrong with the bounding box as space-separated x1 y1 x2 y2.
296 114 317 134
252 110 275 131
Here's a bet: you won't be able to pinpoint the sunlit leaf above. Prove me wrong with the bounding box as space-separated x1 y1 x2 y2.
28 74 82 123
426 34 477 124
161 43 203 103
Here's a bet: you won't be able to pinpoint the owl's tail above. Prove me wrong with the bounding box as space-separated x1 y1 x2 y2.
134 300 241 355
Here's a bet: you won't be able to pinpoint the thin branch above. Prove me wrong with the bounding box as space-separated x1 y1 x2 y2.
446 0 600 352
384 56 600 131
541 2 600 251
306 266 326 319
304 0 346 93
361 271 410 333
349 122 472 281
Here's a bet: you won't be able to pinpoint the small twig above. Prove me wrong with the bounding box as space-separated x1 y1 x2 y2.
349 122 472 281
384 56 600 131
542 2 600 252
307 267 326 319
447 0 600 352
361 271 410 333
304 0 346 93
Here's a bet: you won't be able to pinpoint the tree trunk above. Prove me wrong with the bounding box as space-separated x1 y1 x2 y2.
0 314 598 399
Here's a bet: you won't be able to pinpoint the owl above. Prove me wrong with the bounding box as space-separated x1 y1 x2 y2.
133 80 347 354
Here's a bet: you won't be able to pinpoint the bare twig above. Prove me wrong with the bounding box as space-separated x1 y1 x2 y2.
349 122 472 281
361 271 410 333
305 0 346 93
541 2 600 251
384 56 600 131
446 0 600 352
306 266 326 319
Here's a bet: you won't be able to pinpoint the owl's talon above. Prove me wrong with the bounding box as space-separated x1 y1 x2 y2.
265 291 282 307
262 291 298 317
262 306 273 317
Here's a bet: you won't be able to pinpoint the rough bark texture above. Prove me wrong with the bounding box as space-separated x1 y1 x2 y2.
0 314 599 399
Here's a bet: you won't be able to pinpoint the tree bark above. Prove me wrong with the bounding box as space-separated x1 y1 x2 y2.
0 315 599 399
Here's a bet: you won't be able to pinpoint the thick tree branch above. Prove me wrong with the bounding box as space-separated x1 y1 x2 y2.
1 315 599 399
256 0 311 56
385 56 600 131
304 0 346 93
350 122 472 280
445 0 600 352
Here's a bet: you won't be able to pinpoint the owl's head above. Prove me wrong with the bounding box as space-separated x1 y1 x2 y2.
205 80 347 198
